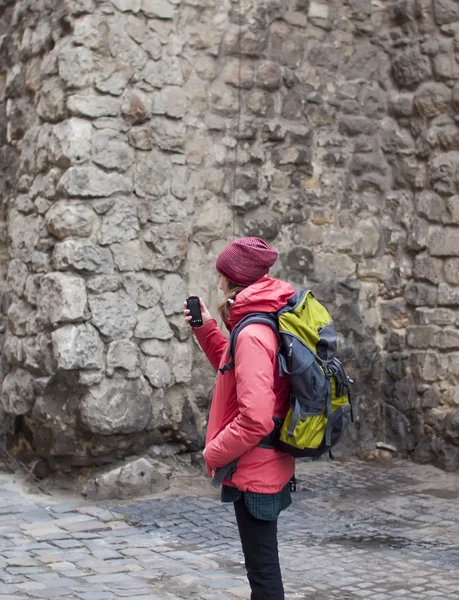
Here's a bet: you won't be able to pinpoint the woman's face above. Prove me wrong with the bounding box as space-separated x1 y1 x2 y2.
219 274 229 295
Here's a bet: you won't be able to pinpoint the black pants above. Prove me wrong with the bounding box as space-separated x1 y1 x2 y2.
234 497 285 600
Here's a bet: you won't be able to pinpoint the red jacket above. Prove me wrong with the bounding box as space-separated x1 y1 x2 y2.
194 276 296 493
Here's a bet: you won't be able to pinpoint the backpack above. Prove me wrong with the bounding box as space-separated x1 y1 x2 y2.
219 288 354 460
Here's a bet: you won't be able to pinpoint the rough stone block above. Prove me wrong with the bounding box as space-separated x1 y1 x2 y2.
24 275 41 307
112 0 142 11
421 384 440 409
438 283 459 305
445 258 459 284
247 89 274 116
45 202 97 239
100 199 139 245
407 325 439 349
208 82 239 116
91 130 135 172
413 254 444 283
7 300 34 337
414 307 456 326
445 410 459 445
122 93 151 126
152 86 186 118
308 1 329 19
8 210 42 263
385 353 409 381
414 82 451 118
111 240 156 272
128 126 152 150
1 369 36 415
407 218 428 252
95 60 133 97
140 339 169 357
162 274 187 316
389 93 414 118
84 458 168 500
135 150 170 198
449 352 459 377
53 241 114 274
80 377 152 434
68 94 122 118
7 259 29 297
106 339 141 377
38 273 87 325
436 328 459 349
149 117 186 153
170 341 191 384
410 351 447 382
194 200 232 242
255 61 282 91
143 223 189 271
52 323 104 370
49 118 92 168
429 227 459 256
86 275 121 294
433 0 459 26
58 45 94 89
404 283 438 306
3 332 24 366
392 46 431 89
391 379 418 412
144 357 171 388
415 190 446 222
37 79 66 123
124 273 161 308
141 0 174 19
23 333 55 375
88 291 138 339
59 166 132 198
223 62 254 89
433 46 459 80
223 25 268 58
134 306 173 340
444 195 459 224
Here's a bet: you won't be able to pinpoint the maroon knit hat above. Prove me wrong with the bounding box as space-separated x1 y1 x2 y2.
216 237 278 287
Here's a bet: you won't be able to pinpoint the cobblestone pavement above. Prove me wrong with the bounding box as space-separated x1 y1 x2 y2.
0 458 458 599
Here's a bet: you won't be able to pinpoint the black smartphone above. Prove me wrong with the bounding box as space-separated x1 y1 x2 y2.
186 296 203 327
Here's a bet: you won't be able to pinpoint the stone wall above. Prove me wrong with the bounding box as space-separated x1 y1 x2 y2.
0 0 18 450
1 0 458 471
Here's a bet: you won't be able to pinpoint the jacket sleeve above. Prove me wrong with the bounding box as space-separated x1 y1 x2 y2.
192 319 228 373
204 329 276 469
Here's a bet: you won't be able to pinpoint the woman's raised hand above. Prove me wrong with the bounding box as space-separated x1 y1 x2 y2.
183 296 212 327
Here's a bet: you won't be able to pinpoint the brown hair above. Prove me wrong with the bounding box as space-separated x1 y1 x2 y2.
217 279 246 322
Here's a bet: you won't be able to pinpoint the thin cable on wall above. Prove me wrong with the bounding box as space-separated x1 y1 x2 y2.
232 0 242 240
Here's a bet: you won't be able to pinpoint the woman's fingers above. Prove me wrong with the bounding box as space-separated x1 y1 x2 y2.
183 302 192 325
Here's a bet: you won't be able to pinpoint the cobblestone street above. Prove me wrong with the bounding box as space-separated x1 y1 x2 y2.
0 458 457 600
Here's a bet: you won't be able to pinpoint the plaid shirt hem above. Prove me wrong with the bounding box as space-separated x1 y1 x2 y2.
221 483 292 521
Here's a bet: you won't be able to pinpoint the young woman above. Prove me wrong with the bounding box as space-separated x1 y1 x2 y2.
184 237 295 600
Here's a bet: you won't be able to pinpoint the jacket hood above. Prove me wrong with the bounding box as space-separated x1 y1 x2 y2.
226 276 296 330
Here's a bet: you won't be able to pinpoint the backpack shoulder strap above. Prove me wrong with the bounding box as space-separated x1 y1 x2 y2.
219 313 280 375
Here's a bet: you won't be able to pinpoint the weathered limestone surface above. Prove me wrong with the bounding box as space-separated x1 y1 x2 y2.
0 0 458 471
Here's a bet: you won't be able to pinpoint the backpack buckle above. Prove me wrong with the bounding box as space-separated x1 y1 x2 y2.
289 476 297 493
218 360 234 375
